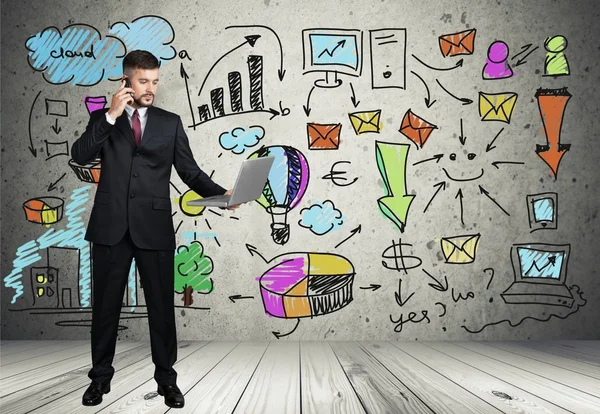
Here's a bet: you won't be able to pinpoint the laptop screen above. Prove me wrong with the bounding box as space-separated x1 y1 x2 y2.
515 245 568 283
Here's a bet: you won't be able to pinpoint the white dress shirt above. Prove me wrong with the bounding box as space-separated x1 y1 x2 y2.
105 104 148 140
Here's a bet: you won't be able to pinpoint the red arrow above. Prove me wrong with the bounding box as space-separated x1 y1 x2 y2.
535 87 572 178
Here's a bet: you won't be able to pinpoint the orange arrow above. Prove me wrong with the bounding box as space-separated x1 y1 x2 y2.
535 87 571 178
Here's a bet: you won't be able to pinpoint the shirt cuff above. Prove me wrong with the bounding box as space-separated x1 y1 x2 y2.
105 112 116 125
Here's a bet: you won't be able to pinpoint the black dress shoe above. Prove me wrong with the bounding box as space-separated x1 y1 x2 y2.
82 380 110 406
157 383 185 408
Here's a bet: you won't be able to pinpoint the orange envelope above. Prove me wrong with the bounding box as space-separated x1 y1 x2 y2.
307 123 341 150
439 29 476 57
399 109 437 148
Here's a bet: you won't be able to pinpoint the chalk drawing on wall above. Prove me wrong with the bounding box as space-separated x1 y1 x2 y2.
298 200 344 236
479 92 518 123
302 28 363 88
322 160 358 187
399 109 437 148
375 141 415 233
535 87 571 178
438 29 476 57
526 192 558 232
307 123 342 150
23 197 64 225
247 145 309 245
435 79 473 105
482 40 514 79
381 239 422 272
219 125 265 155
544 35 569 76
440 233 481 264
175 241 214 307
410 71 436 108
84 95 108 114
69 158 101 184
510 43 539 67
249 244 355 338
369 28 406 89
349 110 381 135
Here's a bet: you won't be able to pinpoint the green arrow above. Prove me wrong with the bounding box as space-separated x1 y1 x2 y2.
375 141 415 232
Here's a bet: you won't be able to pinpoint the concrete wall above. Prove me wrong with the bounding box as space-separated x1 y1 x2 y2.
2 0 599 340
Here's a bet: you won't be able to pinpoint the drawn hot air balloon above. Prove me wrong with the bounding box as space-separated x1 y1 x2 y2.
248 145 309 244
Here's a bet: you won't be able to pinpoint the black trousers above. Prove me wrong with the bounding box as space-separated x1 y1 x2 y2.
87 228 178 386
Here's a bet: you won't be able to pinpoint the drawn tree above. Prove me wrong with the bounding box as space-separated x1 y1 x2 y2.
174 241 214 306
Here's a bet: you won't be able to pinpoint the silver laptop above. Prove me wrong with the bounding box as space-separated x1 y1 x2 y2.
186 157 274 207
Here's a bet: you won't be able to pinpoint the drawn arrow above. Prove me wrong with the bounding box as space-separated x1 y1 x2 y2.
423 181 446 213
349 82 360 108
536 88 572 178
478 185 510 216
491 161 525 169
413 154 443 166
197 34 261 97
225 25 286 80
394 279 415 307
486 128 505 152
410 71 436 108
51 119 62 134
245 243 268 263
319 40 346 58
455 188 464 225
359 284 382 291
229 294 254 303
511 44 539 67
422 269 449 292
412 54 464 71
303 86 315 116
335 225 361 249
272 318 300 339
47 172 66 192
436 79 473 105
28 91 41 157
376 142 415 233
458 118 467 145
180 63 197 129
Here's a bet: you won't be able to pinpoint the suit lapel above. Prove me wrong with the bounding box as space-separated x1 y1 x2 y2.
114 111 136 149
139 106 160 148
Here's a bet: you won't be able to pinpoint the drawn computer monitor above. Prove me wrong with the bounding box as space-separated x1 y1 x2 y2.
526 192 558 232
302 28 363 88
511 243 570 285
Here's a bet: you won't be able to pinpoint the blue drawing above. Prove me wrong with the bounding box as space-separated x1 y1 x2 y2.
526 192 558 232
533 198 554 222
298 200 345 235
310 34 359 69
219 125 265 154
517 246 564 280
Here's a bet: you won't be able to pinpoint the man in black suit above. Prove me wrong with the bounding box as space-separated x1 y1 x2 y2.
73 50 238 409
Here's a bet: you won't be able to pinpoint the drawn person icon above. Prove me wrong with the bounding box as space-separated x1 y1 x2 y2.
544 35 569 76
482 40 513 80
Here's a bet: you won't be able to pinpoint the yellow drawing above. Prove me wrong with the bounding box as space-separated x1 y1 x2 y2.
441 234 481 264
479 92 518 123
349 109 382 134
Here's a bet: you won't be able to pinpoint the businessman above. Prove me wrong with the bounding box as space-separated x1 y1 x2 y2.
73 50 238 409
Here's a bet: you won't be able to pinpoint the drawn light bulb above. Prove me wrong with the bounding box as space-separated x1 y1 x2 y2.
248 145 309 245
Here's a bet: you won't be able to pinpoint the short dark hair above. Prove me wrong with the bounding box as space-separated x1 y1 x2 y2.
123 50 160 76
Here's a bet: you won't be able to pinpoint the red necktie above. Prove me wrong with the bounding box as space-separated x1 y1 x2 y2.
132 109 141 147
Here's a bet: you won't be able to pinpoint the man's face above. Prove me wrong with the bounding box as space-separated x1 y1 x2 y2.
129 68 159 107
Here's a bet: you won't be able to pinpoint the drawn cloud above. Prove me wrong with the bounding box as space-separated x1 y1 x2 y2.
25 24 125 86
220 125 265 154
299 200 344 235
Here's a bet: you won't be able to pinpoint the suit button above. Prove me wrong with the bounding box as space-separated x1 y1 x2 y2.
133 173 138 178
130 194 135 198
135 152 140 156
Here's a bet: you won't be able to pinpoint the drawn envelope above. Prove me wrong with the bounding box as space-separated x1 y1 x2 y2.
399 109 437 148
307 123 341 150
439 29 476 57
349 110 381 134
441 234 481 264
479 92 518 123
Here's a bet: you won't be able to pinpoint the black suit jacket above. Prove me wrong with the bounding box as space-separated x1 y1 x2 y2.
71 106 226 250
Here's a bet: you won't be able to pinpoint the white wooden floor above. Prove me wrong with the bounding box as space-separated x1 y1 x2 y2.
1 340 599 413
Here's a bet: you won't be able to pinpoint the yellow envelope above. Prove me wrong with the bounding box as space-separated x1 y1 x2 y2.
479 92 518 123
349 110 381 134
441 234 481 264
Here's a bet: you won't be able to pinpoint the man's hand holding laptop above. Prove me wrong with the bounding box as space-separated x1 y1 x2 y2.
224 189 241 210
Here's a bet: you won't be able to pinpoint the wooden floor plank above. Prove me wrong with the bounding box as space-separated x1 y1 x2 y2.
2 342 153 413
456 341 600 396
301 341 366 414
396 341 571 414
486 341 600 380
2 340 88 366
332 341 433 413
551 340 600 358
362 342 498 413
28 341 209 414
1 342 91 377
0 341 143 395
517 341 600 366
233 341 301 414
1 340 79 357
426 342 600 412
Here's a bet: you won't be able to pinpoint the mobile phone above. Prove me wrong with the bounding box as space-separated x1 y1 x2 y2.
123 77 134 101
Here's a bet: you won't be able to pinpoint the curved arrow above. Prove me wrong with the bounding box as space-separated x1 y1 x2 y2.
335 225 361 249
245 243 268 263
272 318 300 339
28 91 42 157
225 25 286 80
412 54 463 71
436 79 473 105
197 35 261 97
303 86 315 116
410 71 436 108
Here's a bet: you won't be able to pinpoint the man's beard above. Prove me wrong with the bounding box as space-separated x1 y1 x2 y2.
133 95 154 107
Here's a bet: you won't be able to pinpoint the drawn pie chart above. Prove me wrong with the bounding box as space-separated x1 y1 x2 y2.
23 197 64 224
259 252 355 318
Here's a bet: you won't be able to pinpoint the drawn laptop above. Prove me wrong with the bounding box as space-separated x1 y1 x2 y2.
186 157 274 208
501 243 574 308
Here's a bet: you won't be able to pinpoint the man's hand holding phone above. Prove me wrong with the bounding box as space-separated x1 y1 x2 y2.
107 78 135 120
